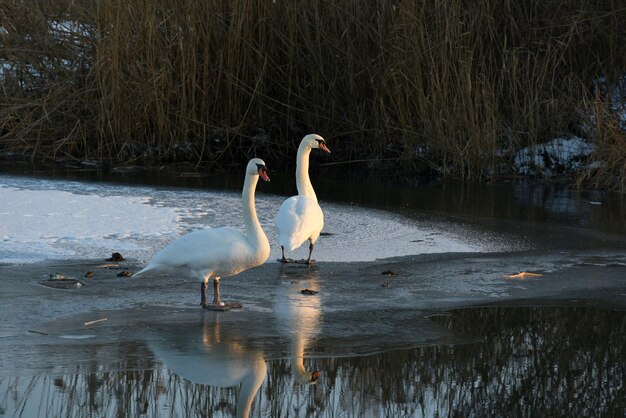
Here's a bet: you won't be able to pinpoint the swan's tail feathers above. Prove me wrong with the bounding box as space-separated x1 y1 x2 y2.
132 264 156 278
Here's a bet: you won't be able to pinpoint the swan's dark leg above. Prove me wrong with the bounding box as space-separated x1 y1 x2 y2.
305 241 315 265
213 277 221 304
278 246 294 263
294 241 316 265
279 246 288 263
203 277 242 311
200 281 207 307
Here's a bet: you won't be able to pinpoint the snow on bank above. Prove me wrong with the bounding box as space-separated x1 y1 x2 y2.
511 76 626 178
0 175 497 265
513 136 594 177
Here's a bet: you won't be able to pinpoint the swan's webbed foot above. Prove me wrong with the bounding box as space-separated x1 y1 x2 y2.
203 302 243 311
297 242 316 266
201 277 242 310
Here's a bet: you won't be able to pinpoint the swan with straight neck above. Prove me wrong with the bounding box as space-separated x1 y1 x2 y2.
275 134 330 264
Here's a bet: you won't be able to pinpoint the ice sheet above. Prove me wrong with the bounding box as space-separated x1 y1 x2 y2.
0 175 502 264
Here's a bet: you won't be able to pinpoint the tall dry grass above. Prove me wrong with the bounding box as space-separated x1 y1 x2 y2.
577 95 626 192
0 0 625 185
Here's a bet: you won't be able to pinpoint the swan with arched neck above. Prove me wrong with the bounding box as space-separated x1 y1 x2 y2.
134 158 271 310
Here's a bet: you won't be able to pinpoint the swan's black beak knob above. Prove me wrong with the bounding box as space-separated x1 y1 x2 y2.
318 142 331 154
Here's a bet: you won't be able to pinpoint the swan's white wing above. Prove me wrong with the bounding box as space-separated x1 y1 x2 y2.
137 227 257 278
275 196 324 251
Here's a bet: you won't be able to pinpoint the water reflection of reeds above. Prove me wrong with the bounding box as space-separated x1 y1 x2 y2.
2 306 624 417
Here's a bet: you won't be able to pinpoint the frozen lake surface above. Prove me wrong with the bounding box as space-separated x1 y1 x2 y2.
0 170 625 417
0 174 509 264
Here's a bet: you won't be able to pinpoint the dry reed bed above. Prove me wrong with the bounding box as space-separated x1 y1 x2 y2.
0 0 625 188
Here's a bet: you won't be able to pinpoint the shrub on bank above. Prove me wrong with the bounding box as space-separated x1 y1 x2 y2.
0 0 625 189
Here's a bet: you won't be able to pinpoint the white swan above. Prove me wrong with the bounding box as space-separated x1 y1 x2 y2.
134 158 271 310
149 316 267 418
275 134 330 264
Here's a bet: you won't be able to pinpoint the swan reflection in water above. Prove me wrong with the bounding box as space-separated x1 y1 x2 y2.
275 265 322 385
149 315 267 418
148 268 322 417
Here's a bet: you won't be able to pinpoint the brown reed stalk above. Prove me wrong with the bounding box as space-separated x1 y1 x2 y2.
576 95 626 192
0 0 625 187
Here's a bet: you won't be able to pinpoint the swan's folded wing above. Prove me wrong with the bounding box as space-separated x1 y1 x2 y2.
275 196 323 251
145 228 252 273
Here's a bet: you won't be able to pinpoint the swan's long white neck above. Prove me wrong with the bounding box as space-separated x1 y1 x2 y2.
203 319 267 418
295 143 317 201
242 173 268 250
291 334 317 385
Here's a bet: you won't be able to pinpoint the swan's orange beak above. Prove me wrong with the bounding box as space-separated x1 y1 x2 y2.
319 143 331 154
258 167 270 182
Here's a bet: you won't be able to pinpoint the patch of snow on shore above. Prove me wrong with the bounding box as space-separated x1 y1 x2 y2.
513 136 594 177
